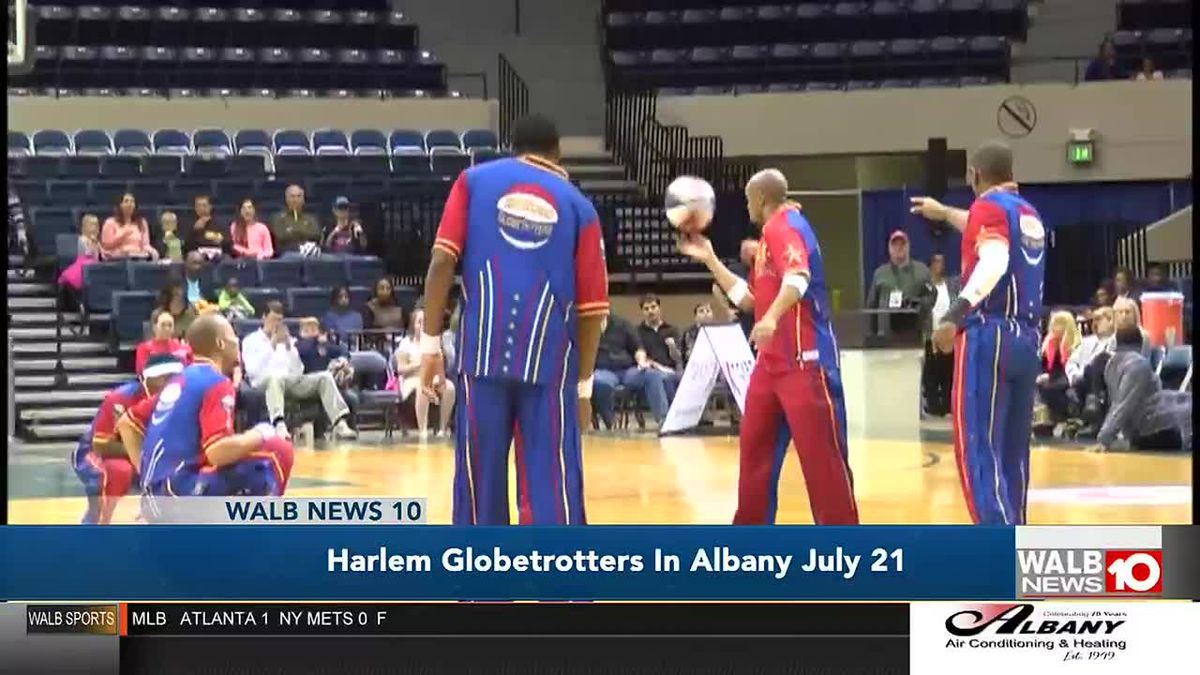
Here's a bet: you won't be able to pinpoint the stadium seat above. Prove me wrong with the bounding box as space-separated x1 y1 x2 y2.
1158 345 1193 391
153 129 192 155
193 129 233 157
47 180 90 205
258 260 304 288
74 130 114 156
61 156 103 178
8 131 32 157
303 259 350 287
391 148 431 175
113 291 159 344
186 156 230 178
274 129 313 155
234 318 264 339
471 148 507 165
113 129 152 156
313 129 351 156
424 129 461 151
244 287 285 315
348 286 373 311
30 206 75 254
23 157 62 179
350 130 388 155
100 156 140 178
140 155 183 178
287 287 332 317
430 148 470 177
461 129 498 152
33 130 73 156
129 261 182 291
129 179 171 205
212 259 258 288
83 262 131 312
346 257 385 288
389 130 426 154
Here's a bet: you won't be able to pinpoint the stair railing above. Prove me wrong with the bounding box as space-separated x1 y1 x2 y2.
498 53 529 147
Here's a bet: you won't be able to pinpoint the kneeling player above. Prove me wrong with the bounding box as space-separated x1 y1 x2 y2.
117 314 295 509
72 354 183 524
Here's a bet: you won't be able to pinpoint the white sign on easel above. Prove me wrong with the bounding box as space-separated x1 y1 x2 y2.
660 324 756 434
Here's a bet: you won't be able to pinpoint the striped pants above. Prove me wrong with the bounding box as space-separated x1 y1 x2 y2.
952 320 1040 525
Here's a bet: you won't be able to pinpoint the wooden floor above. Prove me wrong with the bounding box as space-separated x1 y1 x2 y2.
8 428 1192 525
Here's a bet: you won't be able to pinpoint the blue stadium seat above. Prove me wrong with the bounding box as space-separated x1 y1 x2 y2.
1158 345 1192 391
47 180 90 205
194 129 233 157
346 256 385 288
235 129 273 155
390 148 430 175
390 130 426 154
83 262 131 312
275 155 318 175
228 154 269 177
689 46 727 64
348 286 373 311
153 129 192 155
430 148 470 177
113 291 159 344
8 131 32 157
461 129 498 152
33 130 73 156
425 129 462 151
212 259 259 288
244 287 284 315
61 156 103 178
274 129 313 155
74 130 114 156
30 206 75 255
187 156 231 178
24 157 63 179
731 44 769 63
234 318 264 339
101 156 140 178
351 129 388 155
303 258 349 287
471 148 508 165
313 129 351 156
258 259 304 287
130 179 171 205
287 287 332 318
129 261 182 291
114 129 152 156
770 43 807 63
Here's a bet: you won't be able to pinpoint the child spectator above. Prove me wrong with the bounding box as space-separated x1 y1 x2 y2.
58 213 101 292
217 276 256 321
230 198 274 260
158 211 184 262
296 317 355 391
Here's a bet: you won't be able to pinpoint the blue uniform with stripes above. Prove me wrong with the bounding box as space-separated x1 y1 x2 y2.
952 183 1045 525
433 156 610 525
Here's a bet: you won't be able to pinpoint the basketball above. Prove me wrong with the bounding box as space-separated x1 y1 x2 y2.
664 175 716 234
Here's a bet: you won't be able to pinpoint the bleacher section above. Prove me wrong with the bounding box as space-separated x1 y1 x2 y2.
603 0 1030 93
1113 0 1193 77
9 2 447 97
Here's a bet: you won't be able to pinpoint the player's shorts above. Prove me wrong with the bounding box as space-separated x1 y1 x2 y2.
143 438 295 498
72 438 136 496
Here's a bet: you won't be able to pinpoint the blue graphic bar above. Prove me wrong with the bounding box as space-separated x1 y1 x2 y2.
1 526 1014 600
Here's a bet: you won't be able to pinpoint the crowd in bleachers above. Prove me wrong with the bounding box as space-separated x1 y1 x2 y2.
1084 0 1193 81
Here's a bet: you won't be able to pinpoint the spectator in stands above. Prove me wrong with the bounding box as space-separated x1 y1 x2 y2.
296 318 355 412
364 277 406 332
136 310 193 375
323 197 368 255
1134 57 1164 81
155 282 197 338
592 315 674 430
271 184 321 257
230 198 274 260
322 285 364 338
101 193 157 260
1093 325 1192 452
392 308 456 439
866 230 930 316
1113 296 1152 357
1036 311 1081 425
8 179 29 257
1067 306 1116 388
636 292 683 380
182 251 210 305
1113 266 1137 304
920 253 960 417
217 276 255 321
157 211 183 263
241 301 357 441
1142 263 1179 292
58 213 101 294
681 302 714 365
186 194 228 260
1084 39 1126 82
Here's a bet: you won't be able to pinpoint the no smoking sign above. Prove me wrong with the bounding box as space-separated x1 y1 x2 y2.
997 95 1037 138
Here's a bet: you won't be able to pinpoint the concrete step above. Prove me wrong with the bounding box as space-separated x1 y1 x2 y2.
560 136 606 155
27 422 91 440
10 439 77 455
15 388 110 405
568 164 627 180
21 406 100 423
10 255 26 266
10 312 84 325
9 282 56 296
8 296 57 310
13 341 111 356
580 179 641 194
14 357 120 372
16 372 130 388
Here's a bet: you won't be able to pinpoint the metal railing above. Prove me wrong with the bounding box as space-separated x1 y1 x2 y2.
497 53 529 147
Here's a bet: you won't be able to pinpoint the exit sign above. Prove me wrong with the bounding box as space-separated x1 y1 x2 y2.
1068 140 1095 165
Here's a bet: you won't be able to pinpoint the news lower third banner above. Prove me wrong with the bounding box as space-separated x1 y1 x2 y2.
1 523 1196 601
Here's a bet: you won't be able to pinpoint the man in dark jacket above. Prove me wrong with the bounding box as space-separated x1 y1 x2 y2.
271 184 321 256
1094 326 1192 452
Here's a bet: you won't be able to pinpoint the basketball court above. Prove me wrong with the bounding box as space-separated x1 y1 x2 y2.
8 424 1191 525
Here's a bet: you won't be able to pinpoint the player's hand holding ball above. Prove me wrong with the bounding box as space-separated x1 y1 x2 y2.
677 232 715 263
665 175 716 236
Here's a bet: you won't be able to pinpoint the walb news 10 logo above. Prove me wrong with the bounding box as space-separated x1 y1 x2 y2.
1016 547 1163 598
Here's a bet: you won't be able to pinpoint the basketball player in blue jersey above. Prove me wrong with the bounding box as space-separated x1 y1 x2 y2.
911 140 1046 525
116 313 295 509
71 354 182 524
418 114 610 525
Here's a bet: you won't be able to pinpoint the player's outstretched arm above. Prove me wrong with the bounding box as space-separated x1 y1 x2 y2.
910 197 968 232
677 235 755 311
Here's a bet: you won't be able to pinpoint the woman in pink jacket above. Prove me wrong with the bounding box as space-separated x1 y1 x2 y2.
230 198 275 260
100 193 158 260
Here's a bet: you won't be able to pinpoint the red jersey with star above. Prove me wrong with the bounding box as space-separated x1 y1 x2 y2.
751 204 840 373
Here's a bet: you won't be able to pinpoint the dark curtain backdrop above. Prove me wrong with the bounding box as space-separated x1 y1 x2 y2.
861 180 1193 307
